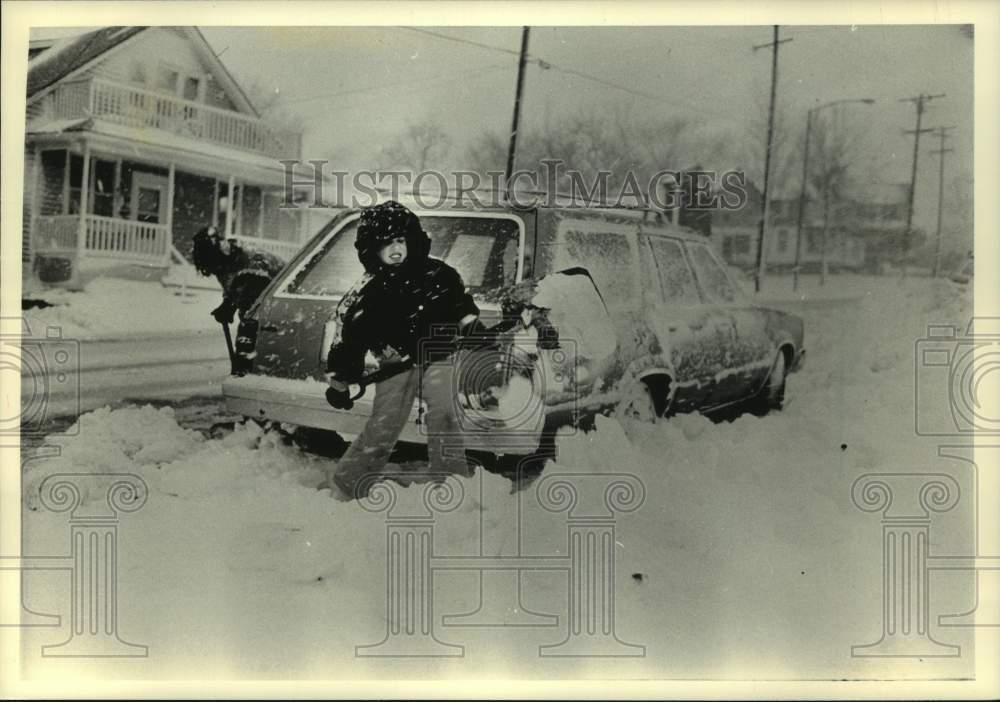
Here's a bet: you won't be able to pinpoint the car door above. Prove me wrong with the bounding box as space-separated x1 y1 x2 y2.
643 234 730 412
683 240 773 406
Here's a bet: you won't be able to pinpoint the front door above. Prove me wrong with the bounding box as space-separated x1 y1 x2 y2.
130 172 169 224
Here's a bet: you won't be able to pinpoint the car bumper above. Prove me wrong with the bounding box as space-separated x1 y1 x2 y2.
223 373 547 455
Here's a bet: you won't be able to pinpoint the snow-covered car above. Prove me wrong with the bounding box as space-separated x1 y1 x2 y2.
222 205 805 455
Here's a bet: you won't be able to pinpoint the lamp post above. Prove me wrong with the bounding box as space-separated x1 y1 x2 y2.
792 98 875 292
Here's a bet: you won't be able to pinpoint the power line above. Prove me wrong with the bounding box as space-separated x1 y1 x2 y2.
899 92 946 275
929 125 956 278
403 27 524 58
281 64 509 105
404 26 741 123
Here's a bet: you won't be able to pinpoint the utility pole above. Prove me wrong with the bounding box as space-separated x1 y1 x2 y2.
899 92 945 277
752 26 792 293
930 126 955 278
504 27 531 201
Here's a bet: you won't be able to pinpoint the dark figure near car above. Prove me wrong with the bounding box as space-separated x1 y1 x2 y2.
191 226 286 323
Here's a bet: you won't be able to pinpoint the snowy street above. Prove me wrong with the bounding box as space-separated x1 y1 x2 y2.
15 274 981 681
22 329 229 428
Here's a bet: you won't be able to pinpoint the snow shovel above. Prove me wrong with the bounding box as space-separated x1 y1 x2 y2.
325 357 415 411
220 321 237 375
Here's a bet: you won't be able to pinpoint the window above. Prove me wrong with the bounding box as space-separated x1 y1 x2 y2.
423 216 520 291
732 234 751 255
553 228 635 308
776 229 789 253
157 66 179 93
687 242 738 303
182 76 200 101
639 237 661 301
648 237 700 304
285 216 521 298
285 220 366 297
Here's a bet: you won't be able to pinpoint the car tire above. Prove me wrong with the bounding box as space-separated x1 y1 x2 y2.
750 350 787 416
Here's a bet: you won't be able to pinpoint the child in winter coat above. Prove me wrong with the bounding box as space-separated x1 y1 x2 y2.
191 226 286 323
324 201 483 500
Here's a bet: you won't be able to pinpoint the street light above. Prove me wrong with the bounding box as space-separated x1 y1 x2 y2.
792 98 876 291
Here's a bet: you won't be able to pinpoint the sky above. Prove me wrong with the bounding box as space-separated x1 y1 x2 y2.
30 24 974 235
196 25 973 231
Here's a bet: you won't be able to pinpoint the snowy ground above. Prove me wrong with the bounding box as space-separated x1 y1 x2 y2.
16 274 980 682
23 277 220 340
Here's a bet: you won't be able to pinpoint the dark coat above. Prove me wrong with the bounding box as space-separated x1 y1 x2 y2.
216 246 285 317
326 203 479 383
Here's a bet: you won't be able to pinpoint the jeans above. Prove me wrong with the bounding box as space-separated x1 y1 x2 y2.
331 356 470 498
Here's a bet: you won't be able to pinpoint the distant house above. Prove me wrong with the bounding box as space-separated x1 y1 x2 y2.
714 179 905 273
23 26 313 284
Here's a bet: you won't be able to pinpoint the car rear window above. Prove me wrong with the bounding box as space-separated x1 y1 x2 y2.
550 228 636 308
283 215 521 298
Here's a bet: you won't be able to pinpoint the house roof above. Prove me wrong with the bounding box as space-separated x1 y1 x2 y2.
27 26 146 97
26 26 260 118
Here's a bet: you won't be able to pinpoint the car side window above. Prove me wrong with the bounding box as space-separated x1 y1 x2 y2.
638 236 663 303
554 228 636 308
686 242 738 303
648 237 700 304
284 219 364 297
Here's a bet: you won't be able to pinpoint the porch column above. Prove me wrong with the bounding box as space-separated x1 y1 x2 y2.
75 143 91 263
211 179 219 228
113 159 122 217
235 180 243 238
28 147 41 270
225 174 235 239
62 149 71 214
258 186 266 239
166 163 175 262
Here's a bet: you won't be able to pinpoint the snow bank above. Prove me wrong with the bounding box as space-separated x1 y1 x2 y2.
20 274 975 680
23 278 221 340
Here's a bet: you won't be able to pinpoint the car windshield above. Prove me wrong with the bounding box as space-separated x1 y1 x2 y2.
283 214 521 297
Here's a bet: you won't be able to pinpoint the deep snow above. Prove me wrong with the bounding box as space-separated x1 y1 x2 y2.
17 274 979 681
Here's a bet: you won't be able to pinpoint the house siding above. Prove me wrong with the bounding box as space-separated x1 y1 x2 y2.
87 27 239 112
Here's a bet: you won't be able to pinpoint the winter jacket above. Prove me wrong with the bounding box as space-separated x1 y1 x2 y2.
326 201 479 384
215 245 285 318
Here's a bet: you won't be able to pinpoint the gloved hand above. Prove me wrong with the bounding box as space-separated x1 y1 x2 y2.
211 302 236 324
325 385 354 410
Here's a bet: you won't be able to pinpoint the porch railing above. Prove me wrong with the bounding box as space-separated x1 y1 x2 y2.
232 235 301 262
50 78 302 161
34 214 170 265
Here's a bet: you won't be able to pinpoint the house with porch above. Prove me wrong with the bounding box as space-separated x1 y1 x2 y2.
23 26 315 286
714 179 895 273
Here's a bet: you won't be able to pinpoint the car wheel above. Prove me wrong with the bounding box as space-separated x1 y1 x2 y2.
751 351 787 415
615 381 660 424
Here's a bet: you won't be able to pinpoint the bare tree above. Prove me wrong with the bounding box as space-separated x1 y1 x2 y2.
807 108 864 283
377 120 454 173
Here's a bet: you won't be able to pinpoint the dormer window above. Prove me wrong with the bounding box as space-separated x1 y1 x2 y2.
155 63 204 102
157 66 180 93
182 76 200 101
